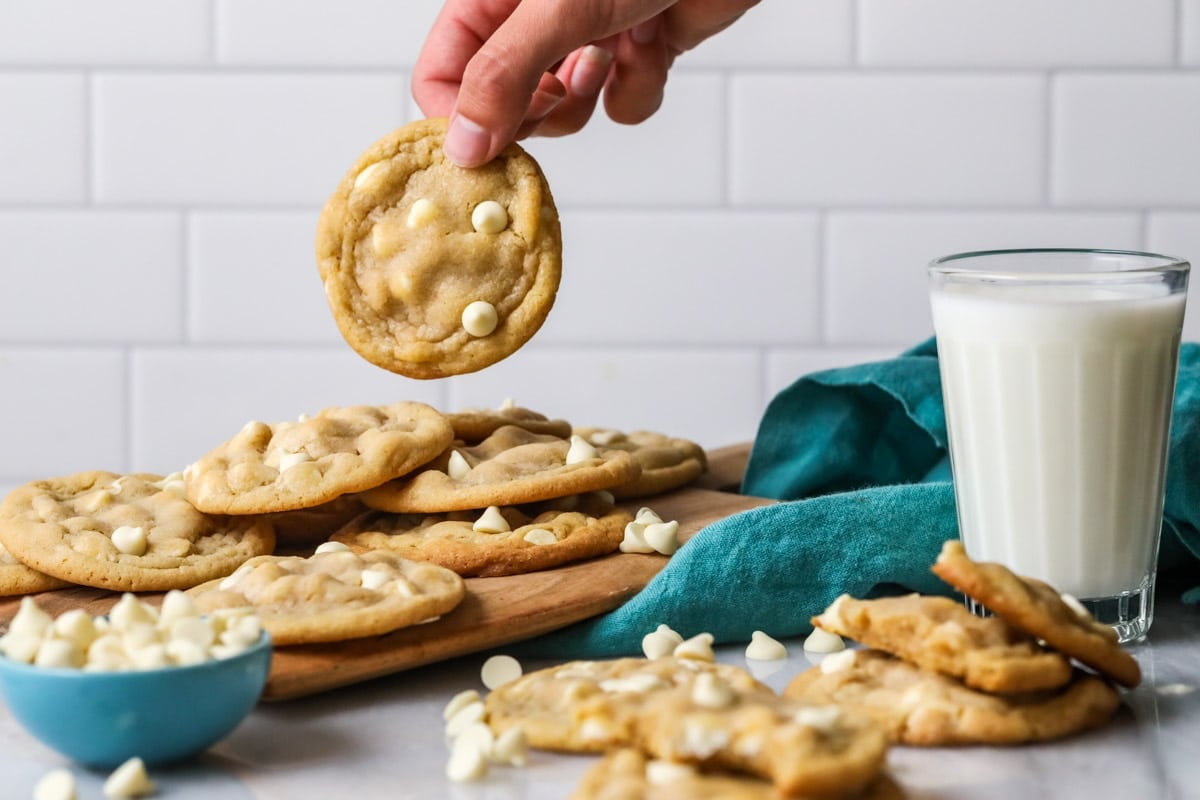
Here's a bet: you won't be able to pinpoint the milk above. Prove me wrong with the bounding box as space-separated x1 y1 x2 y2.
931 283 1185 599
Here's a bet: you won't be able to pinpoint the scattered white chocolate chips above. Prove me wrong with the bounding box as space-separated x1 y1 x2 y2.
642 623 684 659
0 594 262 672
745 630 788 661
619 507 681 556
103 757 155 799
803 627 846 654
480 654 523 690
406 197 437 228
446 450 472 480
443 689 482 721
491 725 529 767
461 300 499 337
442 679 530 782
673 632 716 662
471 200 508 234
619 521 655 554
314 541 352 554
642 521 680 555
33 769 77 800
565 434 598 465
110 526 148 557
473 506 511 534
446 733 489 783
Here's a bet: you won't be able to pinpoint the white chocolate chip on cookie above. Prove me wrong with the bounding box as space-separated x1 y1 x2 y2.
110 525 148 557
473 506 511 534
446 450 472 480
471 200 508 234
406 197 437 228
691 672 735 708
371 221 405 260
314 541 351 554
277 450 311 472
566 434 598 465
461 300 499 337
522 528 558 546
819 648 857 674
352 162 385 192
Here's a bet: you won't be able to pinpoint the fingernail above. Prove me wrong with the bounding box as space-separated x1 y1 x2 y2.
444 114 491 167
630 16 659 45
528 85 566 121
569 46 613 97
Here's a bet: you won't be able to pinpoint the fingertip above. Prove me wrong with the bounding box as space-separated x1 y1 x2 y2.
443 113 494 168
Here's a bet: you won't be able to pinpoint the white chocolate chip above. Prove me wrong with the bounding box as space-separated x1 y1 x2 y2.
157 590 200 627
352 162 385 192
406 197 437 228
219 615 263 651
455 721 495 758
102 757 155 799
646 760 696 786
129 643 170 671
443 689 482 721
151 472 187 497
635 507 664 525
446 450 472 480
445 701 486 739
461 300 499 337
84 635 129 671
473 506 511 534
53 609 98 651
0 632 42 663
109 594 158 631
360 567 390 592
804 627 846 654
471 200 508 234
794 705 843 732
481 654 522 690
35 639 85 669
314 541 351 554
594 489 615 505
491 726 529 767
586 429 625 446
446 733 489 783
497 398 516 411
691 672 734 709
599 673 668 694
642 623 684 659
1060 593 1093 620
643 520 680 555
372 222 405 261
169 616 216 650
277 450 311 472
78 489 114 513
165 638 208 667
34 769 77 800
110 525 148 557
219 562 255 591
619 522 655 554
565 434 598 465
522 528 558 546
578 717 616 742
674 633 716 662
680 720 730 758
9 596 53 638
745 630 788 661
819 649 857 675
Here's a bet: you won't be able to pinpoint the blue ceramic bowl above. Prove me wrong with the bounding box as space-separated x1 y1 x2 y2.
0 633 271 768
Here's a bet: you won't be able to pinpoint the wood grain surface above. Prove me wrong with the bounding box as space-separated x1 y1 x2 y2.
0 444 771 700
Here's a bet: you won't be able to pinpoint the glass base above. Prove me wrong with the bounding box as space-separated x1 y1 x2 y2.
966 576 1154 644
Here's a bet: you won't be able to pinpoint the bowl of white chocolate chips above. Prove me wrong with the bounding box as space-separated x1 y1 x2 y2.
0 591 270 767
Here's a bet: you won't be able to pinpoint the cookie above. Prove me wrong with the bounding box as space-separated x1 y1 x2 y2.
483 657 773 753
446 402 571 443
329 493 631 577
316 117 562 379
784 649 1121 746
361 426 640 514
575 428 707 499
185 401 453 516
186 549 464 645
813 593 1073 693
261 494 368 548
0 540 70 597
931 540 1141 688
632 681 888 798
571 749 907 800
0 472 274 592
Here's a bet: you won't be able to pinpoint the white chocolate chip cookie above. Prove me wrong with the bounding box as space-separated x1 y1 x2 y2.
316 117 562 379
573 428 707 499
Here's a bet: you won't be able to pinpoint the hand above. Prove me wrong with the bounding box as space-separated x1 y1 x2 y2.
412 0 760 166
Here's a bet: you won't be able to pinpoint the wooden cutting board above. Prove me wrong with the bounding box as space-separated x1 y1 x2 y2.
0 445 773 701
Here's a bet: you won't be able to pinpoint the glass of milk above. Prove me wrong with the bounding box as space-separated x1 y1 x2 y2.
929 249 1189 642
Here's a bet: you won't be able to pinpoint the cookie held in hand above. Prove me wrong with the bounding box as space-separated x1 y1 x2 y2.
316 117 562 379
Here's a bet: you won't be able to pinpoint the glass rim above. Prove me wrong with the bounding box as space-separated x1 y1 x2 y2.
929 248 1190 283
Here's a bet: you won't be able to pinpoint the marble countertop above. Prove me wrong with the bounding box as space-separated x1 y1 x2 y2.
2 592 1198 799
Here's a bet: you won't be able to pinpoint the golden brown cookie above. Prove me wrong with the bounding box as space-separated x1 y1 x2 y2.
185 401 453 516
931 541 1141 688
484 657 773 754
330 493 631 577
574 427 707 499
784 649 1120 746
316 117 562 379
0 540 70 597
186 549 464 645
0 472 274 592
261 494 368 548
571 749 907 800
361 426 640 513
813 593 1073 694
632 682 888 798
446 403 572 443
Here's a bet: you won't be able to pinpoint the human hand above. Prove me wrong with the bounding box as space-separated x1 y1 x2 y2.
412 0 760 167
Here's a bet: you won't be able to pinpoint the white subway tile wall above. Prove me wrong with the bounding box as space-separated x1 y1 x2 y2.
0 1 1197 487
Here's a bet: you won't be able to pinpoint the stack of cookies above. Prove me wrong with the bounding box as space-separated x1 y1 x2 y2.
0 399 708 649
786 540 1137 746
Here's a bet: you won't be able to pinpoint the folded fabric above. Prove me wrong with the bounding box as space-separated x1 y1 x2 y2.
514 339 1200 659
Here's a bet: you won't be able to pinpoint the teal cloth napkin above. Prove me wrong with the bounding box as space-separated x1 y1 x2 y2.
513 339 1200 659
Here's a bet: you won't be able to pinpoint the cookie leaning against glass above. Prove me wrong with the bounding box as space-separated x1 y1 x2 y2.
316 117 562 379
